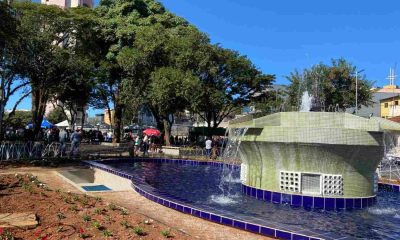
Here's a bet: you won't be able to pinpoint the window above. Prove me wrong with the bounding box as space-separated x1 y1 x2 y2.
395 101 399 106
385 103 389 108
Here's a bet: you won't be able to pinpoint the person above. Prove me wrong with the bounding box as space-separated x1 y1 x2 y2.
205 137 212 158
211 144 219 160
58 128 68 156
69 129 82 158
107 131 113 142
134 135 141 156
143 134 149 157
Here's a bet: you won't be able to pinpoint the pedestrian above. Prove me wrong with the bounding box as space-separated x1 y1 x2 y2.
134 135 141 156
69 129 82 158
143 134 149 157
58 128 68 156
205 137 212 158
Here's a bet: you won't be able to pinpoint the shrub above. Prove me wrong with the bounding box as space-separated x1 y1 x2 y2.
133 226 145 236
82 215 91 222
102 230 113 237
108 203 117 211
56 212 66 220
92 221 101 229
161 229 172 238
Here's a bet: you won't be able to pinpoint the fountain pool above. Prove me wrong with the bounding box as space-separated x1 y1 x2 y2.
86 158 400 240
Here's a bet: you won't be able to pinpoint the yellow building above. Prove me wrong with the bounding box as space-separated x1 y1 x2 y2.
380 95 400 118
104 109 115 126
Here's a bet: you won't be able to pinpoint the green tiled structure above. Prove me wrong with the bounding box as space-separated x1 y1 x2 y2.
229 112 400 198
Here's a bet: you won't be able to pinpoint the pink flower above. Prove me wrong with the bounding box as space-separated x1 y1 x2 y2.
79 228 85 234
41 236 48 240
0 228 4 234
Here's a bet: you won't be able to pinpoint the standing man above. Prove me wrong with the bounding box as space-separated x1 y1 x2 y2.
205 137 212 158
134 135 141 156
143 134 149 157
58 127 68 156
70 129 82 158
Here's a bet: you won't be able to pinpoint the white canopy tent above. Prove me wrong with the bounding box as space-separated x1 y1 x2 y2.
55 120 69 128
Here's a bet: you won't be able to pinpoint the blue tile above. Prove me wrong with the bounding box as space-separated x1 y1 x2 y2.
325 198 335 210
276 230 292 240
170 203 177 209
200 212 210 219
336 198 345 209
192 210 201 217
292 234 310 240
256 189 263 200
313 197 324 209
221 217 233 226
367 197 373 207
303 196 313 209
354 198 362 209
272 192 282 203
345 198 354 210
210 214 221 223
81 185 111 192
394 185 400 192
183 207 191 214
233 220 246 229
281 193 291 204
260 227 275 237
251 187 257 197
362 198 368 208
264 191 272 202
291 195 302 207
246 223 260 233
176 205 184 212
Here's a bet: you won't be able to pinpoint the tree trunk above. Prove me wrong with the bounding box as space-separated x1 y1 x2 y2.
113 102 123 143
0 101 4 141
81 106 85 129
163 118 172 146
31 89 46 140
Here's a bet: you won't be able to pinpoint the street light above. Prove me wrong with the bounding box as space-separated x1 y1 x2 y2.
355 69 365 115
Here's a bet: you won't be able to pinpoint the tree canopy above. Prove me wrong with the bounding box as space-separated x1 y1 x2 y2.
286 58 373 111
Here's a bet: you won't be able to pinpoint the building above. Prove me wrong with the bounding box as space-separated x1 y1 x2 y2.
41 0 93 8
380 95 400 118
104 109 114 126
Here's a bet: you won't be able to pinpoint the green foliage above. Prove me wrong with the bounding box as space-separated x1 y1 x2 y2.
120 220 130 229
56 212 66 220
102 229 113 237
46 107 66 125
286 58 373 111
82 215 91 222
107 203 117 210
161 229 172 238
3 111 32 129
92 220 101 229
133 226 145 236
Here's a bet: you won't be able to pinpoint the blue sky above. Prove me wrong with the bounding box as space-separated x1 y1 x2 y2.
8 0 400 115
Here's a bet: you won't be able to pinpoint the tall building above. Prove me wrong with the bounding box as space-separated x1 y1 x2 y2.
41 0 93 8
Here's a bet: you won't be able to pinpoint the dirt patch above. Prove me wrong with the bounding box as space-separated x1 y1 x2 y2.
0 174 190 240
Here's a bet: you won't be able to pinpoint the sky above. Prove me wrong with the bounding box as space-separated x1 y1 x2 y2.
7 0 400 115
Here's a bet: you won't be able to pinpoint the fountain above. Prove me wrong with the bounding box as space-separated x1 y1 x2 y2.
229 112 400 210
299 91 313 112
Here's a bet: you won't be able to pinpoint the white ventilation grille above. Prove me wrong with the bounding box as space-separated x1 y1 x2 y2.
373 172 378 194
322 174 343 196
280 171 300 193
301 173 322 195
240 163 247 184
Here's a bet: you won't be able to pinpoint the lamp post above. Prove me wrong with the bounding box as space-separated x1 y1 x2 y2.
355 69 365 115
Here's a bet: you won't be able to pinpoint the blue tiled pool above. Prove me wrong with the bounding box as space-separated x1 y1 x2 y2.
89 159 400 239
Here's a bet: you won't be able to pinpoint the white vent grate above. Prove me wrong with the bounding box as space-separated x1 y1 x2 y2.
301 173 322 195
322 174 343 196
280 171 301 193
240 163 247 184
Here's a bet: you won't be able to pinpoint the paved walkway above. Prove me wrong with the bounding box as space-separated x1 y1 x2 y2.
0 166 271 240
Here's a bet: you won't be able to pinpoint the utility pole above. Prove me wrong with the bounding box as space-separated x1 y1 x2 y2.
355 69 365 115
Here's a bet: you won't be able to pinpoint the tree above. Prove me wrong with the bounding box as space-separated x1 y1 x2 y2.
95 0 191 142
147 67 200 145
286 58 373 111
12 3 77 139
46 107 66 125
0 2 32 140
191 45 275 128
4 111 32 130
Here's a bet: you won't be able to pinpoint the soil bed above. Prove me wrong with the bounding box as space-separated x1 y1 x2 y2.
0 174 190 239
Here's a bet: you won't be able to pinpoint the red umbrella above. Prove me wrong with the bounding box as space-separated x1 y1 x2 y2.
143 128 161 137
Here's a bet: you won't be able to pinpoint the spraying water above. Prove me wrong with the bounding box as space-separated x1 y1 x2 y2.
299 91 313 112
210 127 248 205
378 132 400 180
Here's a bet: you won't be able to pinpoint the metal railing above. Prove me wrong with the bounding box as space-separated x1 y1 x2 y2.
0 141 72 161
